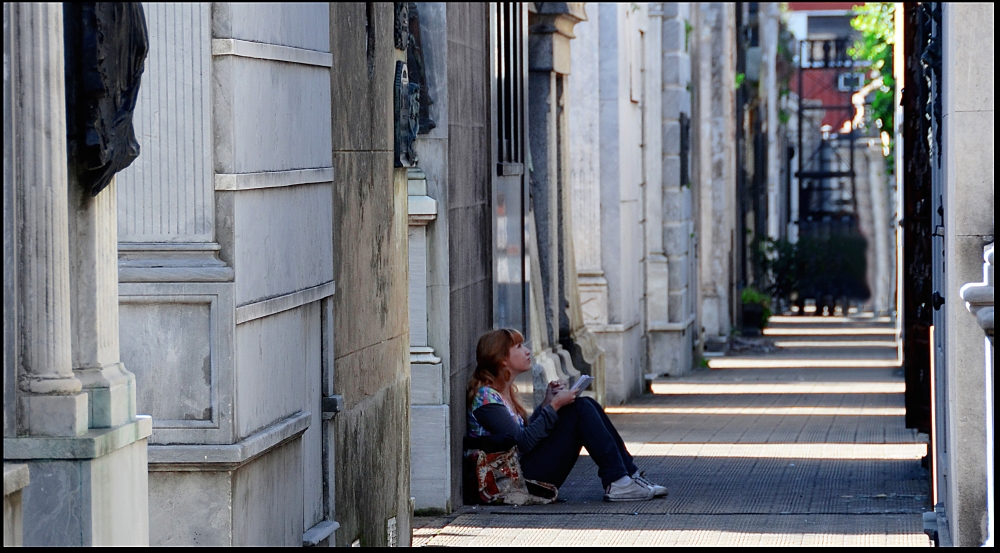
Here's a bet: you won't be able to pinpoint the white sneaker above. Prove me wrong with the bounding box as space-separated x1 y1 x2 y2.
633 472 668 497
603 477 655 502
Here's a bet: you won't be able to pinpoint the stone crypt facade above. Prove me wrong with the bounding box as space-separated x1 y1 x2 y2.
4 2 150 546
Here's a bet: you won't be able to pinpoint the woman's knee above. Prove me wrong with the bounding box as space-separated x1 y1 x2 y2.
553 400 581 423
578 396 601 410
556 397 600 426
572 396 606 425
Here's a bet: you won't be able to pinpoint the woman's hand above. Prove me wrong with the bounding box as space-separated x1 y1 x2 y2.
543 380 565 405
548 388 577 411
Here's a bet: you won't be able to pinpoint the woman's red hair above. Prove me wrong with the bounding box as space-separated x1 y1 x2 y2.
467 328 529 423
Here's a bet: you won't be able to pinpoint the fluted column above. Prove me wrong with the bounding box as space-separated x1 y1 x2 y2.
12 2 88 436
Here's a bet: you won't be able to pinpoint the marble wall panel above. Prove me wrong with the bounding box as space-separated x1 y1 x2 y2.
411 363 444 405
232 183 333 306
88 439 149 545
234 303 318 440
119 300 213 426
409 227 429 346
945 112 994 237
410 405 450 510
221 59 331 174
946 3 994 114
119 281 234 445
568 12 603 274
117 3 213 243
302 312 324 532
215 3 330 52
21 461 85 546
233 439 304 546
149 470 232 546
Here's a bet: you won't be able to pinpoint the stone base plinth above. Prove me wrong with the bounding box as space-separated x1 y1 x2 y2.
4 417 152 546
4 464 30 546
410 405 450 512
593 323 644 405
648 319 696 377
147 415 309 546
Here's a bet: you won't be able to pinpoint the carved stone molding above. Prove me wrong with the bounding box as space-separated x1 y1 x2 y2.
528 3 587 75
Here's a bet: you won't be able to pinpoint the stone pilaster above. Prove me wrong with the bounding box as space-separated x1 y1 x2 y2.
10 2 88 437
407 168 450 511
692 3 737 351
959 245 994 547
941 3 993 546
68 177 136 428
648 2 696 376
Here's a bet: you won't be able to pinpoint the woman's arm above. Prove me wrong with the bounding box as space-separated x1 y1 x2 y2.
472 404 558 454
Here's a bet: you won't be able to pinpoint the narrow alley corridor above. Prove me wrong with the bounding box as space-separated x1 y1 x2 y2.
414 316 933 546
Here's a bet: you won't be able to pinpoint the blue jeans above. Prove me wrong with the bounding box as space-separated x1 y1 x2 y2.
519 397 638 488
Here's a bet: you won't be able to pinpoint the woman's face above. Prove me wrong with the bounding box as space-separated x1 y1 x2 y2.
505 342 532 375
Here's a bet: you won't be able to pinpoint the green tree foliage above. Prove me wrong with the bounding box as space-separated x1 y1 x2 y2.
849 3 895 173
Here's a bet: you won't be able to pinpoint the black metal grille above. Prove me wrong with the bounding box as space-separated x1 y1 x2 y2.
495 2 523 171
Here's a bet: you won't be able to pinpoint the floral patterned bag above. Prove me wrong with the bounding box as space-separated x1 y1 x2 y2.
465 446 558 505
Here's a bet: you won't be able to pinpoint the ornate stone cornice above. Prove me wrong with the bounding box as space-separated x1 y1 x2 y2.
530 3 587 37
528 3 586 74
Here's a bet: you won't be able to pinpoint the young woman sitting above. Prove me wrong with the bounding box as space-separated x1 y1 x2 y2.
466 328 668 502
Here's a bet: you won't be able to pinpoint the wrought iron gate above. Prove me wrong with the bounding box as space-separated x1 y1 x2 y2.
793 37 872 313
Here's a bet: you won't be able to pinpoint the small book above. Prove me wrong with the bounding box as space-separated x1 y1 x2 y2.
570 375 593 396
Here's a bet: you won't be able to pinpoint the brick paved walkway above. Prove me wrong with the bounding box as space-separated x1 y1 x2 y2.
414 316 932 546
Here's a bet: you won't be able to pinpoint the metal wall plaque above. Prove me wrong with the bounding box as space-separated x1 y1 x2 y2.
393 61 419 167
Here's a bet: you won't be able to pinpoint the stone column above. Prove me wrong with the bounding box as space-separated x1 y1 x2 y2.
10 2 88 437
528 2 604 405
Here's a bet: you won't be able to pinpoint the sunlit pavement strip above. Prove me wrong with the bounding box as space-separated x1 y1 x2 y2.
418 515 929 547
774 340 898 348
762 327 898 336
649 381 904 394
707 358 901 369
415 321 930 547
606 405 905 416
621 442 926 460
